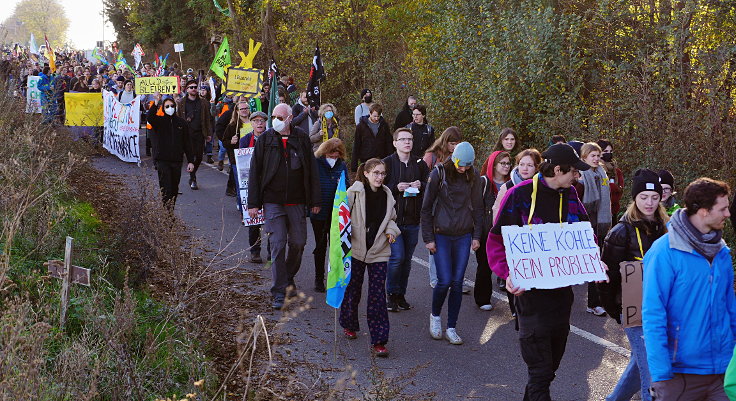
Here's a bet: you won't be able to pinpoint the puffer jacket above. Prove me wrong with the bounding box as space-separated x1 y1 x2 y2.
642 221 736 383
420 164 483 243
598 216 666 323
347 181 400 263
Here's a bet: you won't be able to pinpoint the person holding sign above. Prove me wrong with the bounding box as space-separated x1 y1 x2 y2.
147 93 195 208
222 100 253 211
643 178 736 401
421 142 483 345
598 169 667 401
486 143 594 401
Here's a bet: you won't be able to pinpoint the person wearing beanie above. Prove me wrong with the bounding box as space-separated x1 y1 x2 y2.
354 88 373 125
421 141 483 345
486 143 595 401
643 178 735 400
598 169 667 401
658 169 681 216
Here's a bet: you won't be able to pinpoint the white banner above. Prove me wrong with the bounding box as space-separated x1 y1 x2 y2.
235 147 264 226
26 76 41 113
103 90 141 163
501 221 607 290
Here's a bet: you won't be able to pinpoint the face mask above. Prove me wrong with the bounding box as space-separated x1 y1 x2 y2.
601 153 613 162
272 118 286 133
326 157 337 168
409 104 416 110
364 95 373 104
325 111 334 120
164 105 175 116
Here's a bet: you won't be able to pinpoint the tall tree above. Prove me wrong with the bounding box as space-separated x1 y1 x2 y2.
0 0 69 47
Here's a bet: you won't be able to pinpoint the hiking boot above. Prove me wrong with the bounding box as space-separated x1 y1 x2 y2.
429 314 442 340
445 328 464 345
225 187 237 197
386 295 399 312
272 297 284 310
251 254 263 264
397 295 412 310
217 160 224 171
371 344 389 358
314 279 325 293
344 329 357 339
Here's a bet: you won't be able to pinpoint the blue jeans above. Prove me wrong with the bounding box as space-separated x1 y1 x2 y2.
431 233 472 328
205 136 214 156
606 325 651 401
217 140 227 161
386 224 420 296
232 164 242 211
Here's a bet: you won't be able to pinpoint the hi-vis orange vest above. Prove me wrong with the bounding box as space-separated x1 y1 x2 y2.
146 100 162 130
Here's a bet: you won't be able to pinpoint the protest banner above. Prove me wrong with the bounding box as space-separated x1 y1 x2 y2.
501 221 607 290
135 76 180 94
102 90 141 163
234 147 264 226
210 36 231 80
224 67 263 98
620 261 643 328
26 75 41 113
64 92 103 126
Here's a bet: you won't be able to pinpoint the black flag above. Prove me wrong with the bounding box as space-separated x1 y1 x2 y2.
306 46 325 108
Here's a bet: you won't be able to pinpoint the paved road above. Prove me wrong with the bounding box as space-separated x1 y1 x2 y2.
94 135 632 400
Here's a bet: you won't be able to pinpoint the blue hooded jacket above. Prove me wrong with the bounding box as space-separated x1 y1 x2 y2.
642 217 736 383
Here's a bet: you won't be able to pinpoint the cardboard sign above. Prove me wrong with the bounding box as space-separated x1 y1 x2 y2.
26 75 42 113
64 92 104 126
225 67 263 98
46 259 91 286
234 147 264 226
501 222 608 290
174 43 184 52
620 261 643 328
135 76 180 95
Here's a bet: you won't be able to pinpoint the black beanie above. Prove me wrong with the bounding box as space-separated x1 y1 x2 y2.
632 169 663 198
658 169 675 188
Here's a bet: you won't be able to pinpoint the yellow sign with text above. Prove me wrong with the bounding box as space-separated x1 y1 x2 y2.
64 92 103 126
225 67 262 98
135 76 181 95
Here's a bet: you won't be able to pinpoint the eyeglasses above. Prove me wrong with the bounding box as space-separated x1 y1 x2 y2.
187 86 197 89
662 188 673 193
395 138 413 142
499 162 512 167
370 171 386 177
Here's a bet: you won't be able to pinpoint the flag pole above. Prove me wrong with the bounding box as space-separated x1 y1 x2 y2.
333 308 337 362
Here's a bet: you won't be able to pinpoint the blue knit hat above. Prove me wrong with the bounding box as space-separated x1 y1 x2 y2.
451 142 475 168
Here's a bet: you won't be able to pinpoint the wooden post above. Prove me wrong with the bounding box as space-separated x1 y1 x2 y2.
59 236 73 328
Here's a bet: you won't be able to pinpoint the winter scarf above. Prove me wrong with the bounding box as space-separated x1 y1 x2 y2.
581 166 612 230
669 208 724 262
510 167 524 186
321 116 339 143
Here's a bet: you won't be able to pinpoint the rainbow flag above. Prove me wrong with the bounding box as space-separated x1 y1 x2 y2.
326 171 352 308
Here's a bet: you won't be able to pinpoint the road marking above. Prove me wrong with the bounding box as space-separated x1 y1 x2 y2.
411 256 630 357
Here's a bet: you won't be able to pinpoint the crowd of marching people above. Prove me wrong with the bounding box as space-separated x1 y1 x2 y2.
6 45 736 401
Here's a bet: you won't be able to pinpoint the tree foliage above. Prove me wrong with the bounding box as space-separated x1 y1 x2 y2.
1 0 69 48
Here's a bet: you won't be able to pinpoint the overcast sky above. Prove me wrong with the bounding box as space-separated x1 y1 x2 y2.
1 0 117 49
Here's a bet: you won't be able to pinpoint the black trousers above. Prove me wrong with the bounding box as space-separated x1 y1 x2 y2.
474 234 493 306
249 225 266 256
190 135 204 180
310 218 330 282
519 323 570 401
156 160 182 207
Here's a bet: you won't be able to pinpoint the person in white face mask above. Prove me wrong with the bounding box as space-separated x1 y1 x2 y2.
247 103 322 310
147 93 195 208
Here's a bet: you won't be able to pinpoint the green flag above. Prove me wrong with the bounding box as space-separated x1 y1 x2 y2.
210 37 231 80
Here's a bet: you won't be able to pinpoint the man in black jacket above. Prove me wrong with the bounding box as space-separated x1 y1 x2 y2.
247 103 321 310
383 127 429 311
147 94 195 208
176 79 213 190
393 95 416 131
351 103 393 171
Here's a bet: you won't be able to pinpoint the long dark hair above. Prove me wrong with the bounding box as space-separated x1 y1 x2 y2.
493 127 519 153
355 158 385 188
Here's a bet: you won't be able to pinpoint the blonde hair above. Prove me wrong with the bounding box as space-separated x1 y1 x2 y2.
580 142 602 160
622 201 669 235
229 100 250 125
318 103 338 119
315 137 346 159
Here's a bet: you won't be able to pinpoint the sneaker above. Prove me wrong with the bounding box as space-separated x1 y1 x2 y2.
190 180 198 190
497 278 507 292
286 285 298 299
462 278 473 293
397 295 412 310
587 306 607 316
314 279 325 293
207 156 214 164
371 344 389 358
429 314 442 340
479 304 493 311
251 254 263 264
344 329 357 340
386 295 399 312
445 328 464 345
217 160 224 171
225 187 237 197
272 297 284 310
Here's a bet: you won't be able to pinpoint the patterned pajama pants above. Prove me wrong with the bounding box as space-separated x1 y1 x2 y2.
339 260 390 346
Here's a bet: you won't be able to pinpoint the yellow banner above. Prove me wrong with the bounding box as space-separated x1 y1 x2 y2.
64 92 103 126
135 76 181 95
225 67 263 98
